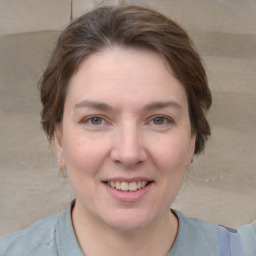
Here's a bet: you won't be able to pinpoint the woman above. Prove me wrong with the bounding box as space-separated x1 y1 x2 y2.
0 5 249 256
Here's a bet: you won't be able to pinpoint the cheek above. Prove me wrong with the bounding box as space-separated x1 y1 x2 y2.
149 136 191 170
63 138 98 195
62 133 111 175
150 137 190 199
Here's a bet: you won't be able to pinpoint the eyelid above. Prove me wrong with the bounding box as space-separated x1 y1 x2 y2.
80 114 173 126
81 115 108 125
147 115 174 125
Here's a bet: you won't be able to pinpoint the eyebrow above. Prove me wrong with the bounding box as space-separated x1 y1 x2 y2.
73 100 183 112
74 100 113 111
143 101 183 112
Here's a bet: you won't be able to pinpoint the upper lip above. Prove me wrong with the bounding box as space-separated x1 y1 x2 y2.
103 177 153 183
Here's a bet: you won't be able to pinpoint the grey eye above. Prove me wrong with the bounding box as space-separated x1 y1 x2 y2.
90 117 103 125
153 117 166 125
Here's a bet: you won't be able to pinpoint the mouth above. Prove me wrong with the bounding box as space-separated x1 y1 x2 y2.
103 180 153 192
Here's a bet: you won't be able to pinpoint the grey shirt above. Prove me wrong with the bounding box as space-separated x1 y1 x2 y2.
238 221 256 256
0 201 245 256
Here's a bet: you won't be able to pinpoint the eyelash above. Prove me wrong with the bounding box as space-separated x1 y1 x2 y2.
81 115 173 128
148 115 173 126
82 115 107 126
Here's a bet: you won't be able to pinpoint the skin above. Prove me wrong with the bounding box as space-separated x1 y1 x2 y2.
55 47 196 256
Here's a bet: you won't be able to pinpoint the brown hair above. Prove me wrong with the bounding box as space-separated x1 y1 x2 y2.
39 5 212 155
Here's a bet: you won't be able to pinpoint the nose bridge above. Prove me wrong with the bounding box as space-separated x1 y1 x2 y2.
111 119 147 166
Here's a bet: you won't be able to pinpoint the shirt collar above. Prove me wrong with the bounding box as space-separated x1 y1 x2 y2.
56 200 85 256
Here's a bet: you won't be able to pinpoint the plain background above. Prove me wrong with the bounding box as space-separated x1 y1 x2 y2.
0 0 255 237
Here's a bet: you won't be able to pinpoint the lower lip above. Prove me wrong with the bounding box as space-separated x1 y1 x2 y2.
103 182 153 202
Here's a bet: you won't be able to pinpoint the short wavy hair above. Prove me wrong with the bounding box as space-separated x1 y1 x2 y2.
39 5 212 155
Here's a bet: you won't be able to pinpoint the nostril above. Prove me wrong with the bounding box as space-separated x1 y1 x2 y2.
110 129 147 166
111 144 147 163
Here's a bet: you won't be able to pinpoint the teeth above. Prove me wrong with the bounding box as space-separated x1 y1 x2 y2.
129 181 137 191
107 181 149 191
115 181 121 190
121 181 129 191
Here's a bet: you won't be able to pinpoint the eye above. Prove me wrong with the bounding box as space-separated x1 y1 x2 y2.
89 116 104 125
151 116 169 125
82 115 106 126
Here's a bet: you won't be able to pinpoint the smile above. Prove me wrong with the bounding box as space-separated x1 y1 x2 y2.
105 181 150 192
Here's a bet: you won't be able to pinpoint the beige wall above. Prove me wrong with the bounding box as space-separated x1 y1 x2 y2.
0 0 255 237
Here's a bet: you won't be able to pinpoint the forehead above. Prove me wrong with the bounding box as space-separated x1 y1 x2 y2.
66 47 188 110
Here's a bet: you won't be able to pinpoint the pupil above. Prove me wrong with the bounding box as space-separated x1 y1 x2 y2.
92 117 102 125
154 117 164 125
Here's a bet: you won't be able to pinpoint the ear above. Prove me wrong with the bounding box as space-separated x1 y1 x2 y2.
55 125 66 169
187 133 196 167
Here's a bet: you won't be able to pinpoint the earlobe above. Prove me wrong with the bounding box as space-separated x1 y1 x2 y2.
55 125 66 169
187 134 196 166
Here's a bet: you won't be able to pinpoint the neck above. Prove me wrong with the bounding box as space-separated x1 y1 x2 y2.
71 201 179 256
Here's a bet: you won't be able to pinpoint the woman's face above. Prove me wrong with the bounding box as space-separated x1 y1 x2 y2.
56 47 195 231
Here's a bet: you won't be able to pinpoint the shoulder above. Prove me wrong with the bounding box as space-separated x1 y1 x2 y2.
0 214 59 256
169 210 219 255
238 221 256 256
175 210 219 237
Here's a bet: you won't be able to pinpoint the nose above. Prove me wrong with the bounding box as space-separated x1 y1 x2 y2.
110 123 147 167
